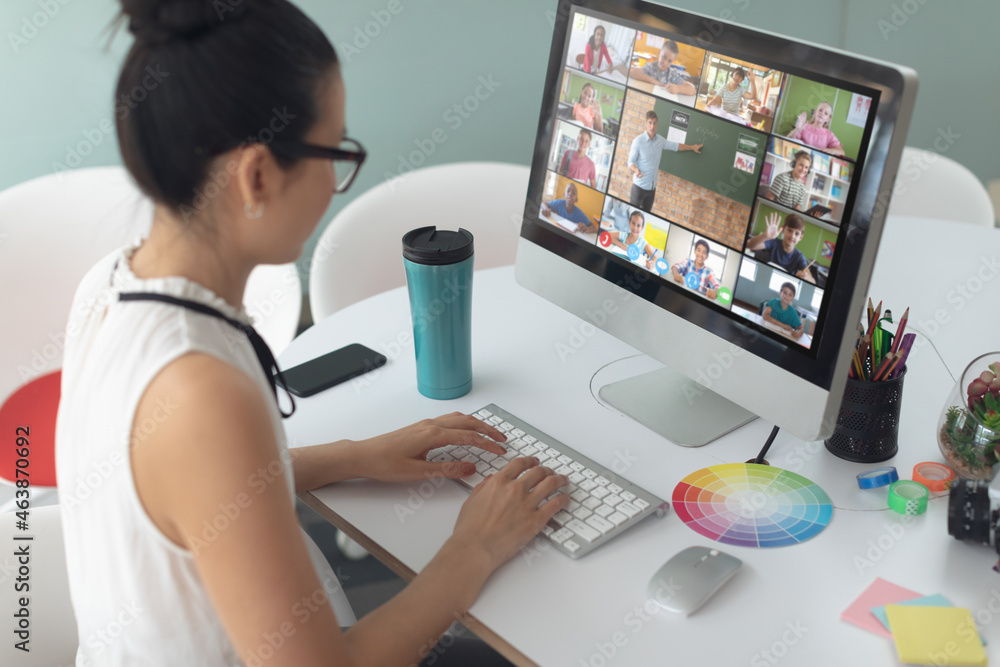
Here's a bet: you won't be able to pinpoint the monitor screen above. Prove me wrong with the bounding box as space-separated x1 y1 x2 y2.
517 0 916 442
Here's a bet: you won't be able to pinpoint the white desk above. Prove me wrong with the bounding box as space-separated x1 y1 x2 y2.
282 216 1000 666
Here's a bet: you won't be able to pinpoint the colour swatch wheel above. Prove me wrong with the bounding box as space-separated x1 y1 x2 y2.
672 463 833 547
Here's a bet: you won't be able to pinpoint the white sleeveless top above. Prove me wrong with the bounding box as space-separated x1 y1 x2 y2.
55 244 354 667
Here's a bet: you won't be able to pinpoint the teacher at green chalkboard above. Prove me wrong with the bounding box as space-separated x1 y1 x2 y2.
627 110 703 212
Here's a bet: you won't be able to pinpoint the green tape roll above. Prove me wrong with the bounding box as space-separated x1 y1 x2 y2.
888 480 929 515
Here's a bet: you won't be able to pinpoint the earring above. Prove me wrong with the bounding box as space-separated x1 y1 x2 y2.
244 202 264 219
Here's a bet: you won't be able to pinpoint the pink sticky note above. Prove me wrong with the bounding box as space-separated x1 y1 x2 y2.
841 578 922 638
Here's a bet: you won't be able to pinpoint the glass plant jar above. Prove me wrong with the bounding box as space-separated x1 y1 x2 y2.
937 353 1000 481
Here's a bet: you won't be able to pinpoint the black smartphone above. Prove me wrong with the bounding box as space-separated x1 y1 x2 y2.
279 343 387 397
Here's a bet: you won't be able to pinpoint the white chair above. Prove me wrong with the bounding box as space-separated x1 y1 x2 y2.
0 167 301 512
0 506 77 666
888 147 995 226
309 161 530 321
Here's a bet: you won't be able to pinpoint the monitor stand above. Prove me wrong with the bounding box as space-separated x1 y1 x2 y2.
597 363 757 447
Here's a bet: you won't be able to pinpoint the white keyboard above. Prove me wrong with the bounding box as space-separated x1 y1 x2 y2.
428 404 669 559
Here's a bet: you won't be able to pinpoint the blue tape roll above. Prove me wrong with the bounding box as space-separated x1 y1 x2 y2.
857 466 899 489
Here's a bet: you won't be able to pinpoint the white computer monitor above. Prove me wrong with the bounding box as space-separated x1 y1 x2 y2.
515 0 917 445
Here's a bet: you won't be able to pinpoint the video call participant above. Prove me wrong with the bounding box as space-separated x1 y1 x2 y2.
746 212 816 284
628 41 696 95
706 67 757 115
765 151 811 211
541 182 595 233
558 128 597 189
609 210 661 270
582 25 612 74
762 282 805 339
572 83 604 132
627 110 703 212
787 101 845 156
671 238 719 299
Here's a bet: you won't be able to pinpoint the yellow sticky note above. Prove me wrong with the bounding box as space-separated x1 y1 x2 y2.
886 605 987 666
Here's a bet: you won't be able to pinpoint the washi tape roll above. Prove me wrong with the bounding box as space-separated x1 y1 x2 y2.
888 480 929 516
857 466 899 489
912 462 954 492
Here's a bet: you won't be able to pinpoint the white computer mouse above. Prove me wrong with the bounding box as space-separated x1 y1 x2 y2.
646 546 742 616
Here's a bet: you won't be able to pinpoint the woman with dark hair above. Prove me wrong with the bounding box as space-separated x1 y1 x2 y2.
55 1 568 665
582 24 612 73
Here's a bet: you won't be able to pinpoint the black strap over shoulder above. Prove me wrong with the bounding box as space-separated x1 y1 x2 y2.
118 292 296 418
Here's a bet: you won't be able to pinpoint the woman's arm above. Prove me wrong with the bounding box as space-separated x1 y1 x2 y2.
133 354 566 667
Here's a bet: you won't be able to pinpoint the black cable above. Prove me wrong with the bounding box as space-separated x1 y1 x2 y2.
754 425 780 464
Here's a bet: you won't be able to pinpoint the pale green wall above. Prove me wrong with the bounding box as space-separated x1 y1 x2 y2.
3 0 997 290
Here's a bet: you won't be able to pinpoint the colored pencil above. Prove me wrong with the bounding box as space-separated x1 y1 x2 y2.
890 307 909 355
872 352 895 381
886 333 915 380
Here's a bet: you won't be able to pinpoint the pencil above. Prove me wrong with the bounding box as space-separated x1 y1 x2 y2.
890 307 909 355
872 352 895 381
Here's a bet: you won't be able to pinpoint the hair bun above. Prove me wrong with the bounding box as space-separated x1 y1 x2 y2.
122 0 247 45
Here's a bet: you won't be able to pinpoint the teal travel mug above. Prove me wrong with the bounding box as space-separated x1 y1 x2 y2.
402 227 474 399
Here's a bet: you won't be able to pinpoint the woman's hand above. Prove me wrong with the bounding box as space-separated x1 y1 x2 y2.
356 413 508 483
450 457 570 571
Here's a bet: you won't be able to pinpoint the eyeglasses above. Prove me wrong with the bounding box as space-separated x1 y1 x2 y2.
269 137 367 193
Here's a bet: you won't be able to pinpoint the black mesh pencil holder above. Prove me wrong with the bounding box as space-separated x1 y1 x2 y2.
825 368 906 463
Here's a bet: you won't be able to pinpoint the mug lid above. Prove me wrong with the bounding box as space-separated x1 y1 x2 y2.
402 226 474 265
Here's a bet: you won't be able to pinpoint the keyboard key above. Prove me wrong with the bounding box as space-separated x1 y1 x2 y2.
534 441 548 451
465 472 486 486
488 416 503 425
552 510 573 526
591 486 611 500
563 540 580 554
534 450 551 462
541 525 554 537
608 511 628 526
566 519 601 542
557 455 572 465
570 489 589 503
634 498 650 510
499 421 514 432
582 469 598 479
570 462 586 472
608 483 623 494
621 491 636 502
452 447 469 458
492 458 509 471
545 447 561 458
520 445 538 457
479 451 498 463
594 504 614 518
521 435 537 445
566 499 581 512
572 507 593 521
477 409 492 418
595 476 610 486
542 458 560 470
579 479 597 492
552 528 574 544
586 515 614 535
568 472 585 485
618 501 640 518
502 449 518 460
473 414 485 421
475 461 491 474
604 494 623 507
582 497 601 510
507 439 526 451
511 428 525 438
555 465 573 476
461 454 478 465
